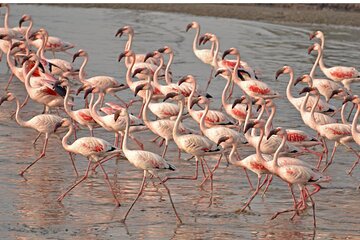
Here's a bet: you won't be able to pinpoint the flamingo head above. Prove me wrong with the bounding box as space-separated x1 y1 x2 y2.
309 30 323 40
118 50 135 62
294 74 311 86
330 89 345 99
0 34 11 41
134 83 149 96
342 95 360 105
232 96 248 109
115 25 133 37
191 95 210 109
114 108 128 122
163 92 180 102
299 86 318 95
10 41 25 51
199 33 215 45
178 75 195 86
158 46 172 54
244 119 265 133
217 135 234 147
186 21 199 32
83 86 99 99
307 43 321 55
19 14 32 28
275 66 292 79
222 47 238 59
144 50 162 62
54 118 71 133
132 67 148 78
215 68 231 78
72 49 87 62
0 92 15 105
267 127 286 140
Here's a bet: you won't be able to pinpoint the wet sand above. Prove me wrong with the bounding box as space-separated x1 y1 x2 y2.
43 3 360 27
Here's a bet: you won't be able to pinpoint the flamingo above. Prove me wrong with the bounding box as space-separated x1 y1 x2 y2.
308 43 360 91
0 92 77 176
222 48 280 99
178 75 233 126
300 87 359 173
54 118 122 207
276 65 336 113
116 107 182 224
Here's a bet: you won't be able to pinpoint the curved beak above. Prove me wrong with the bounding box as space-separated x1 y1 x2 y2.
309 32 315 40
158 47 166 53
199 35 209 45
190 98 200 109
186 23 192 32
205 93 213 99
275 68 285 80
54 121 63 133
217 136 230 147
330 89 342 99
132 67 146 78
215 69 224 77
21 55 31 65
178 75 189 86
10 41 22 50
114 110 121 121
115 27 125 37
267 128 279 140
72 52 80 63
163 92 178 102
75 85 85 96
134 83 146 97
38 62 45 73
83 87 95 99
299 86 313 95
343 95 355 105
294 76 305 86
118 52 127 62
232 98 244 109
222 49 232 60
244 122 255 134
0 95 9 105
18 17 25 28
144 52 155 62
256 104 262 112
307 45 315 55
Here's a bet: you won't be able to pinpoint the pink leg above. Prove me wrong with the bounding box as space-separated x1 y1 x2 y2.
348 157 360 175
114 133 119 148
177 148 181 161
20 136 49 176
158 138 165 147
243 168 254 190
155 174 183 224
161 143 168 158
161 157 199 184
130 134 144 150
57 160 92 202
236 175 265 213
261 174 273 197
204 66 214 92
98 162 121 207
137 102 145 119
121 170 147 223
4 72 14 91
322 142 338 173
68 152 79 176
32 132 42 146
343 143 360 175
89 127 94 137
151 135 160 143
305 187 317 228
200 154 222 186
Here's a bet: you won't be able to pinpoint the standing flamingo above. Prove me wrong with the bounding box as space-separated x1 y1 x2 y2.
116 108 182 224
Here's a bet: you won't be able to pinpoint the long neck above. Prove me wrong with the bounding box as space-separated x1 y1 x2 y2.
286 70 295 102
187 80 196 113
14 96 27 127
142 87 153 123
232 52 241 84
221 76 231 107
25 20 33 48
212 38 220 68
62 124 74 152
39 32 48 60
340 103 349 124
36 36 46 59
251 105 265 136
244 100 252 134
6 42 19 76
272 133 286 169
152 56 163 87
264 105 275 136
228 143 243 166
24 57 39 92
192 25 200 54
125 54 135 87
309 94 321 130
122 112 131 152
79 54 88 84
317 47 327 71
89 93 107 128
165 52 173 84
352 104 360 136
173 98 184 140
125 32 133 66
199 102 209 133
256 127 265 161
63 86 75 119
309 45 322 78
4 5 9 29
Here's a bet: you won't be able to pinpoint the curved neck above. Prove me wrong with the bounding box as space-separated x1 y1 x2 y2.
24 57 40 92
25 20 33 48
352 104 360 135
64 85 75 119
212 38 220 68
199 102 209 133
272 133 287 169
165 52 173 84
187 80 196 113
142 87 153 123
122 110 131 152
62 124 74 152
14 96 27 127
316 47 327 72
309 94 321 130
286 70 295 102
221 76 231 107
340 103 349 124
36 35 46 59
244 99 252 134
192 26 200 54
173 98 184 139
252 105 265 136
78 54 88 84
39 32 48 60
256 127 265 161
89 93 107 128
6 42 19 76
228 143 242 166
125 32 133 66
264 105 275 136
4 5 9 29
309 46 322 78
152 56 164 87
125 54 135 87
232 52 241 84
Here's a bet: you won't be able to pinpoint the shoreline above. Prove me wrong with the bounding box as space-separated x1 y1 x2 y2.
37 3 360 27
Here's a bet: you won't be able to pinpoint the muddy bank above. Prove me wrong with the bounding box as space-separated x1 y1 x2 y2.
37 3 360 27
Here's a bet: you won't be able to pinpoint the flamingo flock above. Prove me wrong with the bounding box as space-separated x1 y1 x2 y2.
1 4 360 228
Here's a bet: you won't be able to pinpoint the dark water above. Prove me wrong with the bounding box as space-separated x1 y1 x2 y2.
0 4 360 239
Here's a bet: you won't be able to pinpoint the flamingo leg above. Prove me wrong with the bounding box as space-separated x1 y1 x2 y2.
19 135 49 176
305 187 317 228
57 160 92 202
98 162 121 207
4 72 14 91
137 102 145 119
155 174 183 224
89 127 94 137
261 174 273 197
110 92 127 108
129 134 144 150
121 170 147 223
68 152 79 176
161 143 168 158
200 154 222 186
322 141 338 173
32 132 42 146
161 157 199 184
342 143 360 175
347 102 356 121
204 66 214 92
235 175 266 213
177 148 181 161
243 167 254 190
151 135 160 143
114 133 119 148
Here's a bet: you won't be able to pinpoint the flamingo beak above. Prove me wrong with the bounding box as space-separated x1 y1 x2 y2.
267 128 279 140
83 87 95 99
205 93 213 99
178 76 189 86
214 69 224 77
18 17 25 28
144 52 155 62
115 27 125 37
53 121 63 133
118 52 127 62
158 47 166 53
275 68 285 80
307 45 315 55
134 83 146 97
217 136 230 147
294 76 305 86
132 67 146 78
114 110 121 121
330 89 342 99
163 92 178 102
222 49 231 60
38 62 45 73
0 95 9 105
190 98 200 109
309 32 315 40
186 23 192 32
232 98 243 109
72 52 81 63
244 122 255 134
21 55 31 65
299 86 313 95
10 41 22 50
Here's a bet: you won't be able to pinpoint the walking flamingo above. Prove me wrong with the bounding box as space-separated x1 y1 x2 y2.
54 118 122 207
0 92 77 176
116 107 182 224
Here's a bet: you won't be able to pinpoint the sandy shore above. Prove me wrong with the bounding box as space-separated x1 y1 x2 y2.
42 3 360 27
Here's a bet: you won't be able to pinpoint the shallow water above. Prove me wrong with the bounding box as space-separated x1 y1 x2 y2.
0 4 360 240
